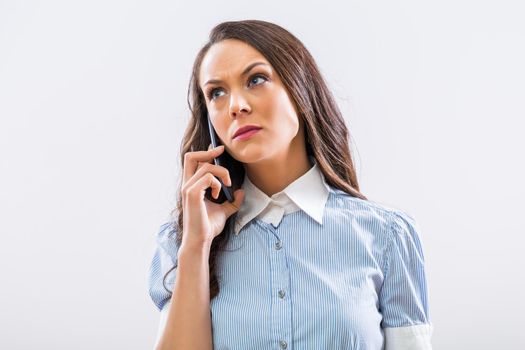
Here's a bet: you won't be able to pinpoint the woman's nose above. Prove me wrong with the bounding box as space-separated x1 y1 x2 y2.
229 90 251 118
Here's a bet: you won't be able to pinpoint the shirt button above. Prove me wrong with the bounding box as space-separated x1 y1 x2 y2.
278 290 286 299
275 241 282 250
279 340 288 349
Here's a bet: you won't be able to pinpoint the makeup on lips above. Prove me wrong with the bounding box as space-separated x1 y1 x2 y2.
233 128 261 141
232 125 263 141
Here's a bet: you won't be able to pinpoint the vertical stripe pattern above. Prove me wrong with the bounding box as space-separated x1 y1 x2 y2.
147 186 432 349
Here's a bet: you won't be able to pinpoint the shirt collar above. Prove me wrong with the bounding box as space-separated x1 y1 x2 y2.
233 156 331 235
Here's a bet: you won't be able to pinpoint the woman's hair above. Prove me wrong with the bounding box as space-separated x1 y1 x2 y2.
163 19 367 300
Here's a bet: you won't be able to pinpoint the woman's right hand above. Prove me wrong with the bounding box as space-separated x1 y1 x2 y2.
181 144 245 250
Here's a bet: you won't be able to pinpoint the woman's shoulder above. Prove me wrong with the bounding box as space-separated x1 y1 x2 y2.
154 220 181 257
327 186 419 235
156 220 177 239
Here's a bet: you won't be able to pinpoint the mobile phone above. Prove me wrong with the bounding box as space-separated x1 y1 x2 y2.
207 112 234 203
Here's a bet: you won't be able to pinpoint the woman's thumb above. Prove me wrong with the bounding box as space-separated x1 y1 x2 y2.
223 188 245 217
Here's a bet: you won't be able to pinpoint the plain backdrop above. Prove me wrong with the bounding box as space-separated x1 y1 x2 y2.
1 0 524 349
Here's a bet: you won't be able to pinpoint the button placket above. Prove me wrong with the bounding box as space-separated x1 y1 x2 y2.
267 225 291 350
278 289 286 299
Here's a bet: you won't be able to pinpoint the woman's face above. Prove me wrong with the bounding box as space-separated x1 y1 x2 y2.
199 39 304 164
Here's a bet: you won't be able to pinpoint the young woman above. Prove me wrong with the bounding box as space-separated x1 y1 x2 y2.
148 19 433 350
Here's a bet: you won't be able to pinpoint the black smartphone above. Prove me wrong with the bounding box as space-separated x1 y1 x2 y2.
207 112 234 203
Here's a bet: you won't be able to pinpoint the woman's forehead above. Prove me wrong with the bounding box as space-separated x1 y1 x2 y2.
199 40 269 86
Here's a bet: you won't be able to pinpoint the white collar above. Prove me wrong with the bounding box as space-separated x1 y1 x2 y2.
233 156 331 235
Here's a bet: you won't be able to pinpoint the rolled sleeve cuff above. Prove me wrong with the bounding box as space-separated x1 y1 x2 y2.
384 323 434 350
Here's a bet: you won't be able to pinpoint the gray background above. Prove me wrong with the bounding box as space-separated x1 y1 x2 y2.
1 0 523 349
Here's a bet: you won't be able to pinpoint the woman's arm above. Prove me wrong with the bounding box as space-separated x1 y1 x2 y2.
155 241 213 350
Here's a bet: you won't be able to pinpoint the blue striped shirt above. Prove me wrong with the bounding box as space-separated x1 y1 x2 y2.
148 157 433 349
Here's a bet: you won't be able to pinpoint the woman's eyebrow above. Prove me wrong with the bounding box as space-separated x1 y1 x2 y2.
204 61 269 86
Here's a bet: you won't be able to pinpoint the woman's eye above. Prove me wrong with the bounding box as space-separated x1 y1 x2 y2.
208 88 224 100
248 74 267 87
207 74 267 101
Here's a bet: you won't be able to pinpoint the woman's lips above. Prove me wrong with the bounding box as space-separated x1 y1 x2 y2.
233 128 262 141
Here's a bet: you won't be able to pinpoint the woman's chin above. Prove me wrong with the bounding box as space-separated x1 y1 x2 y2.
230 149 268 164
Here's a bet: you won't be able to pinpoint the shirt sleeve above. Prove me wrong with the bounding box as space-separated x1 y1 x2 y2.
147 221 180 312
379 210 434 350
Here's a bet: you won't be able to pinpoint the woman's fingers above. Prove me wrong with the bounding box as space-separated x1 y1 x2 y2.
183 162 232 197
186 172 222 203
182 145 225 185
221 188 245 217
197 143 219 170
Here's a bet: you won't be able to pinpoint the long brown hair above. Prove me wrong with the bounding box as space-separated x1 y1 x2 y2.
163 19 367 300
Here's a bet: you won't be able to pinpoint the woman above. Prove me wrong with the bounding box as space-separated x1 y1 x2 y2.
148 19 433 349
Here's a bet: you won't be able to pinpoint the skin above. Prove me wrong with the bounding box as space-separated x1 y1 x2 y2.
199 39 312 197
